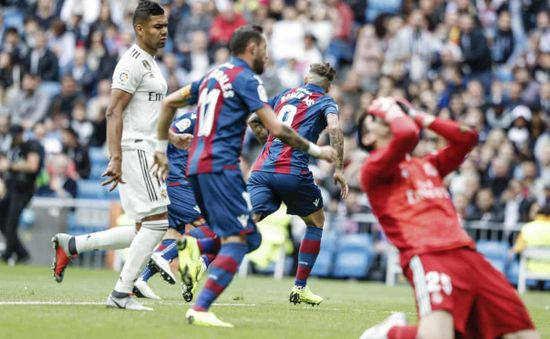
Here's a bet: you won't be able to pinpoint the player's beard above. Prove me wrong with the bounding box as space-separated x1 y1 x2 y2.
252 56 265 75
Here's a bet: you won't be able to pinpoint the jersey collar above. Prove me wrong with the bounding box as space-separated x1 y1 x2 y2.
132 43 155 60
304 83 325 93
230 57 252 71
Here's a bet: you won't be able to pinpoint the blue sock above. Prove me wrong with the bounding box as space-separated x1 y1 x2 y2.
295 226 323 287
193 242 247 311
160 240 178 262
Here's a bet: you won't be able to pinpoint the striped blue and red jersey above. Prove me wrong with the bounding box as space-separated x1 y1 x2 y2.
252 83 339 175
187 57 269 175
167 111 196 186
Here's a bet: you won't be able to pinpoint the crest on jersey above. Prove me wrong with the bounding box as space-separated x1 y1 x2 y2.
118 70 129 84
175 118 191 132
257 84 268 103
160 188 167 199
142 60 152 71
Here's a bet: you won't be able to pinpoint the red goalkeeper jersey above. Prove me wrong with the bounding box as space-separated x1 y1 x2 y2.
360 116 478 267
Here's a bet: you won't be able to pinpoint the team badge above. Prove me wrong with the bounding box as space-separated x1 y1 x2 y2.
142 60 152 71
175 118 191 132
257 84 268 102
119 70 129 84
160 188 167 199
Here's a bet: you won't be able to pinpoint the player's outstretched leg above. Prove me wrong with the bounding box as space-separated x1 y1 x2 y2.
290 224 323 306
359 313 411 339
109 218 168 311
51 227 136 283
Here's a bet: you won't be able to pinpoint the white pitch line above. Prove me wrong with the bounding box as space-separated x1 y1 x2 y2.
0 301 256 307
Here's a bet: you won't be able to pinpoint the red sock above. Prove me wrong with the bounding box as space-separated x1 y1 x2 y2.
388 326 417 339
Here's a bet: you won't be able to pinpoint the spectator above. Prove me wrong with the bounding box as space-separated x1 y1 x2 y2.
510 205 550 278
491 9 521 71
503 179 537 230
6 72 50 128
0 115 10 154
465 188 505 223
0 51 18 88
23 30 59 82
70 100 94 145
458 13 492 91
37 153 78 198
48 75 82 122
0 124 44 264
48 19 76 72
1 26 28 66
64 47 96 96
208 2 247 50
86 79 110 121
181 31 211 82
507 105 532 152
174 0 213 51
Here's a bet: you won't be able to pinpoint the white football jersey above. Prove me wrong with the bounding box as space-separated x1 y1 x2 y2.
111 44 167 149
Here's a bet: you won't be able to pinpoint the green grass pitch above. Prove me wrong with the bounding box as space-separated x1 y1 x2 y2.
0 265 549 339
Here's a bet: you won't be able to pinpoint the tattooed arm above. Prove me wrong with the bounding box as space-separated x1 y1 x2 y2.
247 113 269 145
327 114 344 171
326 113 349 199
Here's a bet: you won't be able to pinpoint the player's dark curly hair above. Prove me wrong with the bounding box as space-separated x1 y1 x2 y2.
229 25 264 56
357 112 375 152
133 0 165 25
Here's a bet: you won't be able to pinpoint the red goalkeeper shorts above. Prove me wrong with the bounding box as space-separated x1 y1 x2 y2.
403 247 535 338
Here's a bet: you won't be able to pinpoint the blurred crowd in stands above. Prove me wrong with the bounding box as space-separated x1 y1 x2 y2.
0 0 549 232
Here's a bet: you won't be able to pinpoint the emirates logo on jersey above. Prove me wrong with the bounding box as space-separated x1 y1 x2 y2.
405 180 450 204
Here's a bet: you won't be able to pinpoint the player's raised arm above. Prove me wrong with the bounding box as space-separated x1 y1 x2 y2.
397 99 478 177
326 113 348 199
247 113 269 145
255 105 337 163
359 97 420 189
102 89 133 191
152 84 194 180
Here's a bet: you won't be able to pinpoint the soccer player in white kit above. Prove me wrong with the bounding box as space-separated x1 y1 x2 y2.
51 0 170 311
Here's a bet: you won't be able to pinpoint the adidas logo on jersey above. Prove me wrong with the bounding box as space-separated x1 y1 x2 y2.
193 205 201 213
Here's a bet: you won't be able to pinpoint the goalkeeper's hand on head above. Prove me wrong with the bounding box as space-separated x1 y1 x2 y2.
395 98 435 128
367 97 406 122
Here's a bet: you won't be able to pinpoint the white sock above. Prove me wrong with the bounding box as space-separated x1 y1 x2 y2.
75 226 136 253
114 220 168 294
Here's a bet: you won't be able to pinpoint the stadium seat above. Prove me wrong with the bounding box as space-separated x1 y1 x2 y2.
476 240 509 259
476 240 509 273
333 234 373 279
311 233 337 277
90 164 105 180
89 147 109 166
77 180 105 200
518 247 550 293
365 0 402 22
